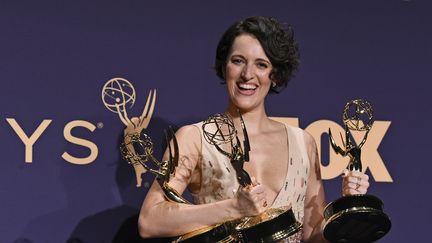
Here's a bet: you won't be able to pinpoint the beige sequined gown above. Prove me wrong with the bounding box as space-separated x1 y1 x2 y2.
189 122 310 242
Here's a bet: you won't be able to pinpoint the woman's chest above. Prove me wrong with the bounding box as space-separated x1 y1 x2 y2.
244 143 289 200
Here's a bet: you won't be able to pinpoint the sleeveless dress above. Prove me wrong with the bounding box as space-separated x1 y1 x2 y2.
189 121 310 243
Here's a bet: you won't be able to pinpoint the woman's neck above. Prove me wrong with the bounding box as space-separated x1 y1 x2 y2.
226 103 269 134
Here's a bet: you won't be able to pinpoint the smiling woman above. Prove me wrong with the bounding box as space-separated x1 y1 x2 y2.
137 16 370 243
224 34 274 113
215 16 300 93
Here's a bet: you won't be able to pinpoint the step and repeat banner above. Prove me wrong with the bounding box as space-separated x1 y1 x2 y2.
1 0 429 242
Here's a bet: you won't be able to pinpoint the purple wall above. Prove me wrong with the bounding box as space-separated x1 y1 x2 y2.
1 0 430 242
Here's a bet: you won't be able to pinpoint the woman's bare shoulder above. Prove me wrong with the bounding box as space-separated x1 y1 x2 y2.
272 120 318 157
302 129 317 150
176 123 201 137
173 123 202 152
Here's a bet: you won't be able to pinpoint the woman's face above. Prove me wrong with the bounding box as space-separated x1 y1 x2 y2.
225 34 273 112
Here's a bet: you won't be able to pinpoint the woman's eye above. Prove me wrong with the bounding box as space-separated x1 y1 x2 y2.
257 62 268 69
231 58 244 64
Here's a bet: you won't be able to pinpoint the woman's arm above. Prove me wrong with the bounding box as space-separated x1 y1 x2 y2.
302 131 328 243
138 125 267 238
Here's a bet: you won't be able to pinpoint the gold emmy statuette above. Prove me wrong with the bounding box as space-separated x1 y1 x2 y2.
324 99 391 242
102 78 235 243
202 112 302 243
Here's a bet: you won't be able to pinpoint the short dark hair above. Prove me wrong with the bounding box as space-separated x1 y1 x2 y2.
215 16 300 92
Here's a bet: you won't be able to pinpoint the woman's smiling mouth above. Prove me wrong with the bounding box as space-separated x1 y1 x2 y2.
237 82 258 95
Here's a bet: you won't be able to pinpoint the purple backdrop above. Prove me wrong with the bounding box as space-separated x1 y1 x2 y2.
1 0 430 242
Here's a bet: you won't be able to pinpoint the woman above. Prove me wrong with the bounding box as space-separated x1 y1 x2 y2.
138 16 370 242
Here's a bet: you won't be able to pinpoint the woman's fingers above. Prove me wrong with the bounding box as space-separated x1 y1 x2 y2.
342 169 370 196
342 185 368 196
235 180 268 215
250 176 259 187
251 188 267 210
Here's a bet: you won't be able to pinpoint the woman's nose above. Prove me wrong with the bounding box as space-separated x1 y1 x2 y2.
241 64 254 81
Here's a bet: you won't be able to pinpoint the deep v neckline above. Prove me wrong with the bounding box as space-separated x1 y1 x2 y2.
269 123 291 207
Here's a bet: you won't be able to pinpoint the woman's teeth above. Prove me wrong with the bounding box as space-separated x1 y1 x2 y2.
238 83 257 90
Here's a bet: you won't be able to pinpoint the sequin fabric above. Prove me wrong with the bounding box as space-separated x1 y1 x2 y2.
279 232 303 243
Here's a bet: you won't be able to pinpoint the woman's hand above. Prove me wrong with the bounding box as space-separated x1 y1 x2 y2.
232 177 268 217
341 169 370 196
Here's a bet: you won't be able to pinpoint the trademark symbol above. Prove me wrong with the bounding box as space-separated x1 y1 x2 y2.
97 122 104 129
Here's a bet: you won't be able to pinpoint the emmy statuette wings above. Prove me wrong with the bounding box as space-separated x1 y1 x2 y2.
202 112 302 243
324 99 391 243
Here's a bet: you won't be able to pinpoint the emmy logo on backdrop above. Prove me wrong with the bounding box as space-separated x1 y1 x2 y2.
102 77 156 187
323 99 391 243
